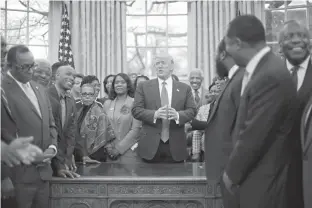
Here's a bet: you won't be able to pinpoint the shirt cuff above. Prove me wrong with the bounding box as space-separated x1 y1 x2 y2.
48 145 57 156
153 112 157 123
175 112 179 124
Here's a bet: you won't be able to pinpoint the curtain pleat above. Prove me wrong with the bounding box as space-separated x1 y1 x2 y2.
188 1 236 88
49 1 127 97
188 0 265 88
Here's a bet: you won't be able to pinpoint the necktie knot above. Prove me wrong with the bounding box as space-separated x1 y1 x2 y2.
291 65 300 74
162 81 167 86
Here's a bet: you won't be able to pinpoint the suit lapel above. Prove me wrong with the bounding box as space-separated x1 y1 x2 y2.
6 76 41 119
207 79 229 123
207 69 242 123
303 97 312 155
171 80 178 108
149 79 161 109
298 60 312 97
29 82 44 120
243 53 272 99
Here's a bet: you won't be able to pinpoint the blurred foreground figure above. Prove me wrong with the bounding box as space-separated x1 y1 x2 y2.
222 15 299 208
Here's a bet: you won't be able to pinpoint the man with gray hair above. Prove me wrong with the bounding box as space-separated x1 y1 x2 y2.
279 20 312 208
132 54 196 163
32 59 52 87
188 68 209 109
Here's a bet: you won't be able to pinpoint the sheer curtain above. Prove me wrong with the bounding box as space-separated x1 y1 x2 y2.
48 0 127 97
188 0 265 88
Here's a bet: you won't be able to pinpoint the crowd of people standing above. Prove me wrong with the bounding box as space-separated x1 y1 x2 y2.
1 14 312 208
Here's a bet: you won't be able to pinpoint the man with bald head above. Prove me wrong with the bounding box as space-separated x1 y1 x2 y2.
46 63 79 174
279 20 312 208
32 59 52 87
132 54 196 163
188 68 209 109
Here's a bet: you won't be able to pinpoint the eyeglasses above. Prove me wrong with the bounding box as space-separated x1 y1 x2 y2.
81 93 95 97
15 62 38 71
91 83 101 88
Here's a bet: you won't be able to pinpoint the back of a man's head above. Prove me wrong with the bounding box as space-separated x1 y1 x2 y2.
227 15 266 45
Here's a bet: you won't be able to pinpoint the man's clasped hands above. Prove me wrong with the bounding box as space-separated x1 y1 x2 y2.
154 105 179 121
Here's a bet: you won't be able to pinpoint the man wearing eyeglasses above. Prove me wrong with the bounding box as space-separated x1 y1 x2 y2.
1 45 58 208
46 63 79 176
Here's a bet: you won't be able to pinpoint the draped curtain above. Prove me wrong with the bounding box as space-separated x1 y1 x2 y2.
48 0 127 97
188 0 265 89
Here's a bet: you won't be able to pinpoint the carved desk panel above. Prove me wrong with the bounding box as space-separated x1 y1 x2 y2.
49 163 223 208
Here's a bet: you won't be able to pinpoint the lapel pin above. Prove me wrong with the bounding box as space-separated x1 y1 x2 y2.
35 86 39 90
177 89 179 92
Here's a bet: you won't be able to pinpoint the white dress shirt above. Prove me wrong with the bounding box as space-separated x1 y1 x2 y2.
228 65 239 80
286 55 311 91
158 76 173 107
7 71 57 154
154 76 179 124
241 46 271 95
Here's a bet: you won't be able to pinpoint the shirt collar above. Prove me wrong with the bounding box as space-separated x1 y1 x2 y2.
55 84 70 99
245 46 271 76
158 76 173 86
286 55 311 71
228 65 239 79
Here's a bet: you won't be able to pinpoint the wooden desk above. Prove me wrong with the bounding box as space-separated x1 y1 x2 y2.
50 162 222 208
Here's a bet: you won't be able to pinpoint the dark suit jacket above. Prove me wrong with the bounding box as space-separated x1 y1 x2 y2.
201 68 244 180
195 87 209 109
1 87 17 180
132 78 197 161
301 95 312 208
286 59 312 208
225 52 298 208
1 74 57 183
46 85 77 170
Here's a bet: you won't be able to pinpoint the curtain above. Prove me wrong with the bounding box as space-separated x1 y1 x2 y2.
188 0 265 88
188 1 237 89
236 0 266 22
48 0 127 97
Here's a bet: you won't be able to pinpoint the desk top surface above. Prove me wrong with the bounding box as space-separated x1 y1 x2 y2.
51 162 207 182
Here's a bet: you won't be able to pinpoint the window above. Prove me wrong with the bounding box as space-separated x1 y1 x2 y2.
126 1 188 79
0 0 49 59
265 0 312 56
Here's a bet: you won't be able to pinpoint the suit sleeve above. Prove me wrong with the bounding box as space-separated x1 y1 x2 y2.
65 99 77 159
177 85 197 125
225 79 288 185
191 119 208 130
47 94 58 148
131 82 157 125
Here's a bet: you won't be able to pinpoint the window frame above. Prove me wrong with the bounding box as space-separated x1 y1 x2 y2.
126 1 188 79
1 0 49 54
264 0 312 53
